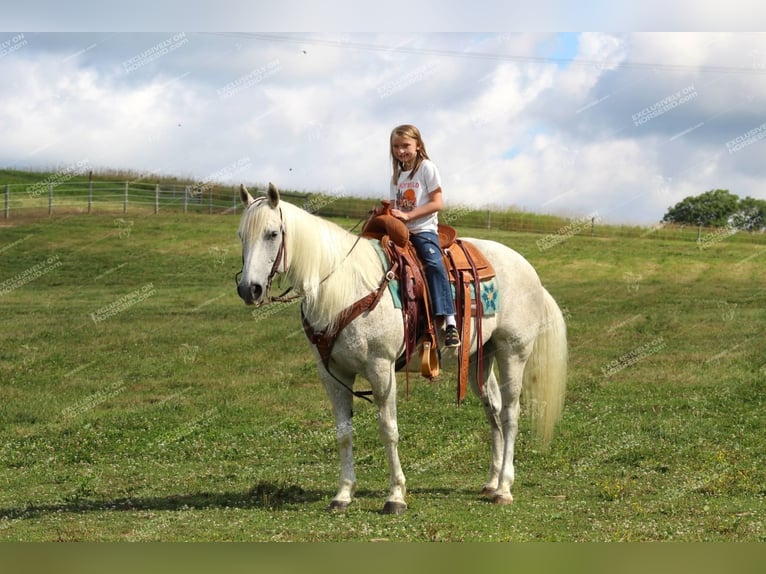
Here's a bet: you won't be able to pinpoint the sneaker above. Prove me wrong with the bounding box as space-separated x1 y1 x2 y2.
444 325 460 348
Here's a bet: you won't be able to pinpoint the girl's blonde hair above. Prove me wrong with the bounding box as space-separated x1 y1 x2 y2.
390 124 430 185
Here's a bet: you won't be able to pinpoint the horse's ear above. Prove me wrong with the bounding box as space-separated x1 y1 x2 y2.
239 184 255 206
267 182 280 208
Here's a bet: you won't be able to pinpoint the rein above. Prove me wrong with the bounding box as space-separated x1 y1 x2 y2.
237 208 380 403
260 206 290 302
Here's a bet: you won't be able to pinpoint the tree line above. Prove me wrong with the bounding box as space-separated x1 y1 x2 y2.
662 189 766 231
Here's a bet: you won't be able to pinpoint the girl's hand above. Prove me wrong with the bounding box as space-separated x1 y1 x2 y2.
391 208 409 222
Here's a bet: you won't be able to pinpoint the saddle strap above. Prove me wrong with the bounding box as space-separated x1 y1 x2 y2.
458 271 472 403
301 262 398 374
458 239 484 399
302 290 378 368
446 248 468 402
394 240 437 399
446 241 487 404
412 256 438 380
379 235 439 399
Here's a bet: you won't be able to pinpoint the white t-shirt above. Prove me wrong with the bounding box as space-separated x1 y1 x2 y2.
390 159 442 234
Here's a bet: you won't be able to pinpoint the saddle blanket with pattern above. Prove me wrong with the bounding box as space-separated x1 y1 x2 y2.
370 239 499 316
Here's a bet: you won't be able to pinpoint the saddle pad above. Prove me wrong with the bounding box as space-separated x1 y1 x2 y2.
450 276 499 316
370 239 401 306
370 238 498 315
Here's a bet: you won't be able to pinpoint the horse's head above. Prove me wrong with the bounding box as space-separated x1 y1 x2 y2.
236 183 286 305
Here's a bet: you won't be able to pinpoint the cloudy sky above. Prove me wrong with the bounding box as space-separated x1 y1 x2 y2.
2 3 766 224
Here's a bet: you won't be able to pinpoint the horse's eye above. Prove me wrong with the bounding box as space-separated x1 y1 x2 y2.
267 230 279 240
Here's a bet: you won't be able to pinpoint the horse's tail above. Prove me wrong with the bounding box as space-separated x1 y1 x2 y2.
523 287 568 449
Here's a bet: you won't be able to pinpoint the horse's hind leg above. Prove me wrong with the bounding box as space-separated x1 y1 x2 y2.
490 347 530 505
320 368 357 511
470 347 503 497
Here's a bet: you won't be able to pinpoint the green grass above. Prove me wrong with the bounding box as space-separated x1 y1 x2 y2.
0 212 764 541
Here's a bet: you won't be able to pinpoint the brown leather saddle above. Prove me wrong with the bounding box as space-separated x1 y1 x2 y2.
361 210 496 402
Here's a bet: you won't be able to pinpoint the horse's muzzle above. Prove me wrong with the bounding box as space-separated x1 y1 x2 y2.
237 282 263 305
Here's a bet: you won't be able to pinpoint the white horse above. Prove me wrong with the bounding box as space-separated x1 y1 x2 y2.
236 183 567 514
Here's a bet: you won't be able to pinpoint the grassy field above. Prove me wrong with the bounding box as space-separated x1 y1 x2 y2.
0 210 764 542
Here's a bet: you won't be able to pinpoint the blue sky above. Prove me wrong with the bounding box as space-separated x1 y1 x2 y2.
2 4 766 224
541 32 580 67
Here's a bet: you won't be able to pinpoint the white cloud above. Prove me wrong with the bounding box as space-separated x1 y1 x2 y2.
0 52 199 172
1 32 765 224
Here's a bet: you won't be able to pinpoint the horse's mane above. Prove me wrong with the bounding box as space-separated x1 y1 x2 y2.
239 198 383 332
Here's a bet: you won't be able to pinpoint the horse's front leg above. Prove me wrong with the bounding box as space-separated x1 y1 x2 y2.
369 360 407 514
319 365 357 511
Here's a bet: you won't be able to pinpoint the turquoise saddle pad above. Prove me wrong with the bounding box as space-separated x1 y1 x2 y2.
370 239 499 316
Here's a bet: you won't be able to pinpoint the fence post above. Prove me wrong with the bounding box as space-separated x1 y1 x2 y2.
184 186 188 213
209 187 213 214
124 182 128 213
232 189 237 215
4 184 9 220
155 184 159 214
49 183 53 215
88 170 93 214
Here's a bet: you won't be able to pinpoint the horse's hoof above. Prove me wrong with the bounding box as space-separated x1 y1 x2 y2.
327 500 351 512
492 493 514 505
381 501 407 515
481 486 495 497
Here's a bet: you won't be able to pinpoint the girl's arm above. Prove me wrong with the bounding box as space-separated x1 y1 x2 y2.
391 188 443 222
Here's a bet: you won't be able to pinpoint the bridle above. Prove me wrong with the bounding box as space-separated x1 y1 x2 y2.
235 204 293 304
236 203 369 305
264 207 289 298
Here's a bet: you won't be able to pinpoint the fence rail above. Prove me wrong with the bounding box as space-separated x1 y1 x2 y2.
2 179 266 218
3 179 765 246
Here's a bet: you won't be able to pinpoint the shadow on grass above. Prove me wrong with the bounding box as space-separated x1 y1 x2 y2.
1 483 490 522
0 480 325 521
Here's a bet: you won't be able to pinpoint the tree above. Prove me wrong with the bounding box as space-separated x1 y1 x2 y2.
662 189 740 227
730 196 766 232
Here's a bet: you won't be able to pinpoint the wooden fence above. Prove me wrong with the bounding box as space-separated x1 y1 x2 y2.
3 180 265 218
3 178 765 246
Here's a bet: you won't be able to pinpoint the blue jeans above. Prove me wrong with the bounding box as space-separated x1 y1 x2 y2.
410 231 455 317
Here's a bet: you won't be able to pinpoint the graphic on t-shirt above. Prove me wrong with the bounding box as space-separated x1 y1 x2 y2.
396 186 417 211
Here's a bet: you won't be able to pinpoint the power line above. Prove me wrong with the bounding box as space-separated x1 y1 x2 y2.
203 32 766 75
